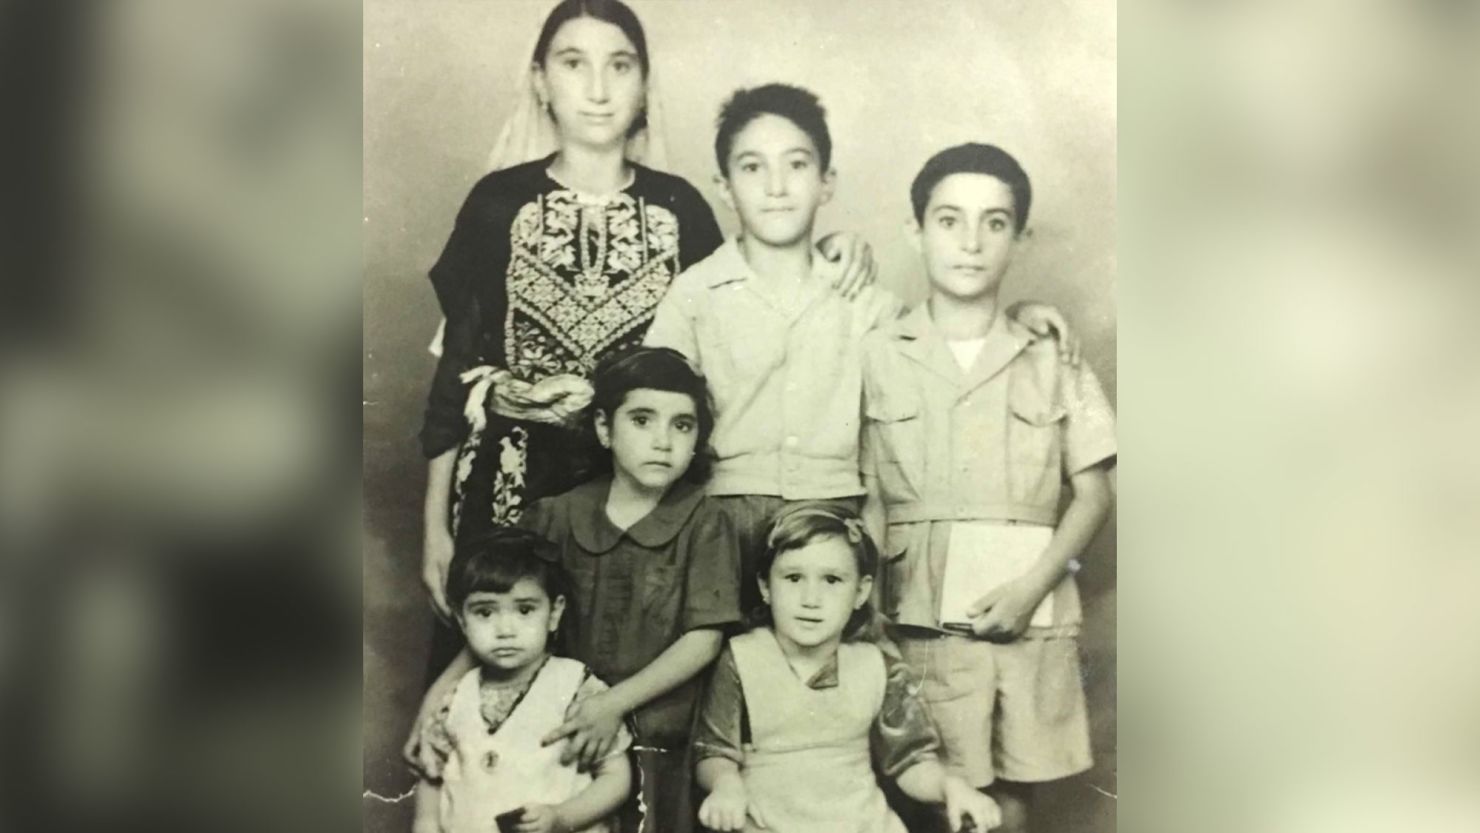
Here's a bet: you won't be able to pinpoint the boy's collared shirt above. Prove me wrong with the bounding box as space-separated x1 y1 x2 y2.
861 304 1116 633
645 238 902 499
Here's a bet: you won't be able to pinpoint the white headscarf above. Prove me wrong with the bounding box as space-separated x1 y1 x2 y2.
428 8 670 357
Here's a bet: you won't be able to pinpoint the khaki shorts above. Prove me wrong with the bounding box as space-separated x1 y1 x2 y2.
898 634 1092 787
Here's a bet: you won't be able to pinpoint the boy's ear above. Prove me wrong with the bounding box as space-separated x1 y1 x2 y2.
548 594 566 634
756 575 770 606
854 575 874 610
905 217 923 253
820 167 837 205
594 409 612 448
713 172 735 213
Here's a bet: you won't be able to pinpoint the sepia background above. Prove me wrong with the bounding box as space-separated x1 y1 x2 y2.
364 1 1117 831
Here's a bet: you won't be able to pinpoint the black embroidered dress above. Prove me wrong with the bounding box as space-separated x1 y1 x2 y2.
421 155 722 542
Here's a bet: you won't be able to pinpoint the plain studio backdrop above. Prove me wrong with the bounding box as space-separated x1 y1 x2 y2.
364 1 1115 830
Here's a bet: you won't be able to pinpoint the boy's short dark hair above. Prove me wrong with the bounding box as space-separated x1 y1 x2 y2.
586 345 715 483
910 143 1032 232
446 528 566 612
714 83 832 175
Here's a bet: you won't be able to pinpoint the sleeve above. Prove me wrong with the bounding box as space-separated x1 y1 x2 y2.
416 694 459 781
1059 360 1117 476
516 496 560 544
679 500 744 631
871 648 941 778
642 276 700 362
857 287 905 335
574 671 634 759
419 180 510 458
675 180 723 268
419 293 483 458
692 646 746 765
859 341 884 480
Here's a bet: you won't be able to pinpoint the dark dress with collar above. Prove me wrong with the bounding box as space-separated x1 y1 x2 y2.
521 477 743 833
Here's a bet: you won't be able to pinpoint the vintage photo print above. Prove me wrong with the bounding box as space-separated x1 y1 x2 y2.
364 2 1115 831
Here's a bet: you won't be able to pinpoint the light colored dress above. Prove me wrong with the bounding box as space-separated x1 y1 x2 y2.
437 657 614 833
729 629 909 833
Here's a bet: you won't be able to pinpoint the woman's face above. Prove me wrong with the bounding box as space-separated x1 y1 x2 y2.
534 16 646 150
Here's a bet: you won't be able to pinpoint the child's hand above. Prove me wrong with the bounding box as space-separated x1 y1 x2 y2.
1006 300 1081 367
816 232 877 300
943 776 1002 832
967 577 1044 643
511 803 564 833
698 772 767 831
541 690 625 769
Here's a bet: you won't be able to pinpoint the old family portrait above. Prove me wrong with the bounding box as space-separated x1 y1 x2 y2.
363 1 1117 832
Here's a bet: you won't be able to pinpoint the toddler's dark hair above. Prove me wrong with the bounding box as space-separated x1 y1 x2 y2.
750 503 882 642
586 346 715 484
714 83 832 175
910 142 1032 232
446 528 567 612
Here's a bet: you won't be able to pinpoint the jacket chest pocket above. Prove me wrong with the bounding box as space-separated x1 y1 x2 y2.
1007 389 1067 498
865 392 925 496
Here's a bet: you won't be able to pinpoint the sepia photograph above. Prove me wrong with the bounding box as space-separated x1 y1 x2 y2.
364 2 1116 831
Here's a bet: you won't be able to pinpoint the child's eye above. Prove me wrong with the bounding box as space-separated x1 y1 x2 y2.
631 414 649 427
674 419 695 433
938 216 957 229
562 58 581 70
784 573 802 583
517 605 536 615
824 575 844 585
740 162 760 174
612 59 633 74
789 158 810 171
989 218 1007 231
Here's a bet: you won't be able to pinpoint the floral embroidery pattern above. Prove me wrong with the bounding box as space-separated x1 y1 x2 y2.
506 191 681 381
449 425 528 533
489 427 528 526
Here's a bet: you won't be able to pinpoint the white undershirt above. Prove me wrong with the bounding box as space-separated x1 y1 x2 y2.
947 336 989 371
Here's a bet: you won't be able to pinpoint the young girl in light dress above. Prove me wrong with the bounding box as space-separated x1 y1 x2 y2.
413 529 631 833
693 505 1003 833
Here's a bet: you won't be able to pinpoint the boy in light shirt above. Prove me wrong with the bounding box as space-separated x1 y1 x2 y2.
861 143 1116 833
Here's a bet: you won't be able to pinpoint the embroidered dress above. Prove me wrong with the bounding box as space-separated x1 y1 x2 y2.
420 156 722 540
